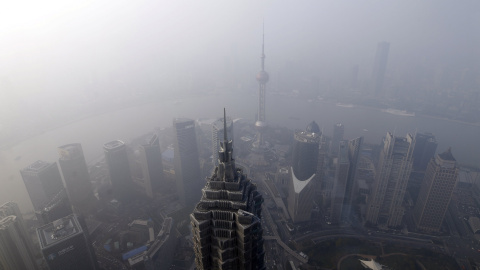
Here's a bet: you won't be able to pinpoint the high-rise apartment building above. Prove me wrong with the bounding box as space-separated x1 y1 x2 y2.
212 117 233 166
138 134 164 198
288 122 320 223
412 133 437 172
173 118 202 207
190 112 265 270
37 214 99 270
104 140 134 203
0 215 39 270
58 143 96 214
413 149 458 232
330 141 350 224
20 160 72 223
371 41 390 96
366 133 414 227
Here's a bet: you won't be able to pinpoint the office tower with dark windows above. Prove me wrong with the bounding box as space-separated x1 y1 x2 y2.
412 133 438 172
413 149 458 232
342 137 363 221
0 215 39 270
190 111 265 270
58 143 96 214
173 118 202 207
288 122 320 223
330 141 350 224
20 160 72 223
212 117 233 167
371 41 390 96
366 133 414 227
138 134 164 198
104 140 134 203
331 123 344 157
37 214 99 270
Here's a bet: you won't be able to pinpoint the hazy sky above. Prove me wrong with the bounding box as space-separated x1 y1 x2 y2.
0 1 479 106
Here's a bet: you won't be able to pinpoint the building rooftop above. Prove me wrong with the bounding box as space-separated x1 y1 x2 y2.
294 130 320 143
103 140 125 150
438 148 456 161
58 143 83 160
22 160 51 173
0 215 17 230
37 215 83 249
306 121 320 134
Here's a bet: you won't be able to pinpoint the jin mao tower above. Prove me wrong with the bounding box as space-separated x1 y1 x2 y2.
191 110 265 270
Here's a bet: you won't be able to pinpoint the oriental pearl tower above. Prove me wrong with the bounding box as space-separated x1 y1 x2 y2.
254 28 269 149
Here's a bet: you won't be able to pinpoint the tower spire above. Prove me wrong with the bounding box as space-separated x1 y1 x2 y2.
261 22 265 71
223 108 227 143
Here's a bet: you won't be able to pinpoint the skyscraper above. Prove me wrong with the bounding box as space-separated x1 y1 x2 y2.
173 118 202 207
190 110 265 270
212 117 233 166
371 41 390 96
37 214 99 270
366 133 415 227
0 215 39 270
412 133 438 172
331 123 344 157
341 137 363 221
20 160 72 223
104 140 134 203
0 202 38 270
254 28 269 148
288 122 320 223
330 141 350 224
58 143 96 214
37 189 74 225
413 149 458 232
138 134 164 198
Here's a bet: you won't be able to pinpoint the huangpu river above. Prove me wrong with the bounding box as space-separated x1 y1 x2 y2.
1 91 479 213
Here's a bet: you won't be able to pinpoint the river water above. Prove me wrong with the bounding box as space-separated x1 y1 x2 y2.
1 91 479 212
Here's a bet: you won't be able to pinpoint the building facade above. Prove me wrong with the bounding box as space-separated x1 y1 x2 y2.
58 143 96 214
330 141 350 224
173 118 202 207
288 123 320 223
341 137 363 221
190 115 265 269
20 160 71 223
413 149 458 232
104 140 134 203
37 214 99 270
0 215 39 270
138 134 164 198
366 133 415 227
412 133 437 172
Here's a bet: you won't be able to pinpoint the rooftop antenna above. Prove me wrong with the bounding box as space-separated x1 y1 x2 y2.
224 108 227 143
261 21 265 71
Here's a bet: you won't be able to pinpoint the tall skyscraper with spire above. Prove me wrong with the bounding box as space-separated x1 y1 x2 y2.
191 109 265 270
254 27 269 148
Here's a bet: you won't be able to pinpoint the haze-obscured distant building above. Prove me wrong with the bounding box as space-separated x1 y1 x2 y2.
366 133 414 227
104 140 134 203
37 214 99 270
190 114 265 269
371 41 390 97
330 123 344 157
413 149 458 232
58 143 96 215
342 137 363 221
173 118 202 208
137 135 164 198
412 133 437 172
288 122 320 223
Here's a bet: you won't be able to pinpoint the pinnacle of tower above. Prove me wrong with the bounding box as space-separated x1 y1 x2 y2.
218 109 236 181
256 26 269 83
